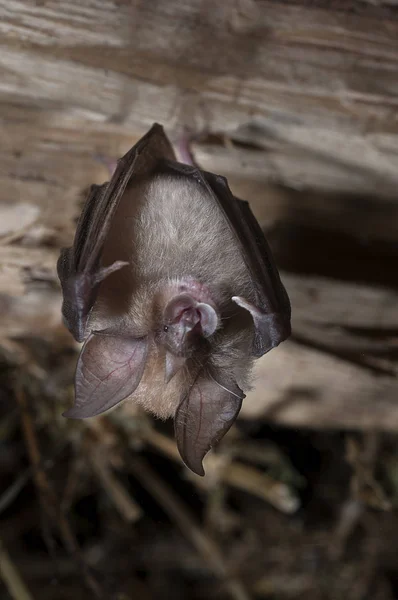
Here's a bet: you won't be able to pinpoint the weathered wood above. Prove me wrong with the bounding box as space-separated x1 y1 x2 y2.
1 0 398 263
240 273 398 426
0 0 397 431
242 339 398 430
284 273 398 329
1 0 398 205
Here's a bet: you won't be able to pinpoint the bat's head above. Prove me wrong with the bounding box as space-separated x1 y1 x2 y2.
158 293 218 353
155 280 219 381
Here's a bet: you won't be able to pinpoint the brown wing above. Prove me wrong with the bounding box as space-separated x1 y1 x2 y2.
64 332 149 419
175 368 244 476
57 123 176 342
158 160 291 357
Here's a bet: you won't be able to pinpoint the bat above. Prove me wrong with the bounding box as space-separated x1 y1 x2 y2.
57 123 291 476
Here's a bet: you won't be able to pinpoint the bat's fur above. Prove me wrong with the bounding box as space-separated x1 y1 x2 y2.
91 172 256 418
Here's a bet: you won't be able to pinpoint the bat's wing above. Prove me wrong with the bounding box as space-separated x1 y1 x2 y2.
175 368 244 476
57 123 176 342
161 161 291 358
64 332 149 419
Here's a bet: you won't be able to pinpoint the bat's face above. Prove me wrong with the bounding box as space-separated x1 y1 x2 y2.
155 292 219 357
150 283 220 383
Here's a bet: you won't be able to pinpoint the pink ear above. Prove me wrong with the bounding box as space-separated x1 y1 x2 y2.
175 370 245 476
165 294 218 337
63 332 148 418
165 294 196 322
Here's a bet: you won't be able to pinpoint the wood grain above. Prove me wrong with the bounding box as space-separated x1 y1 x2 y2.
0 0 397 430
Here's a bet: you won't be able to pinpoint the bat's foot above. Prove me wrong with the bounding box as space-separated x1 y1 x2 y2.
175 127 210 168
94 261 129 285
94 154 118 178
176 129 197 167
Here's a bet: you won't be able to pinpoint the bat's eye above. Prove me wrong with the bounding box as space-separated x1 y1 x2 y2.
163 325 169 332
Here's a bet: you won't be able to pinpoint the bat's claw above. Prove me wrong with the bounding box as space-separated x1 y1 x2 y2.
232 296 290 357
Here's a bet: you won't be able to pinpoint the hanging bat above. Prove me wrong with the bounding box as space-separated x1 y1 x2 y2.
57 124 291 476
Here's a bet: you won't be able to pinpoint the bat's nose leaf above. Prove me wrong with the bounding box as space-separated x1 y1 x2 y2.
64 332 149 419
174 370 244 476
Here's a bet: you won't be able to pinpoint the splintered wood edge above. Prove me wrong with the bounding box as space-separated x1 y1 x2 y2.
242 339 398 430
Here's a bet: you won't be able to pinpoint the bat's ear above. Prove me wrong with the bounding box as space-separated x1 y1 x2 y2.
174 370 245 476
63 332 149 419
165 294 218 337
160 293 219 356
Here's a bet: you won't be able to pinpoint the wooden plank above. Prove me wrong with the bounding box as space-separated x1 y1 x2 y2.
1 0 398 197
284 274 398 328
240 273 398 429
241 339 398 430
